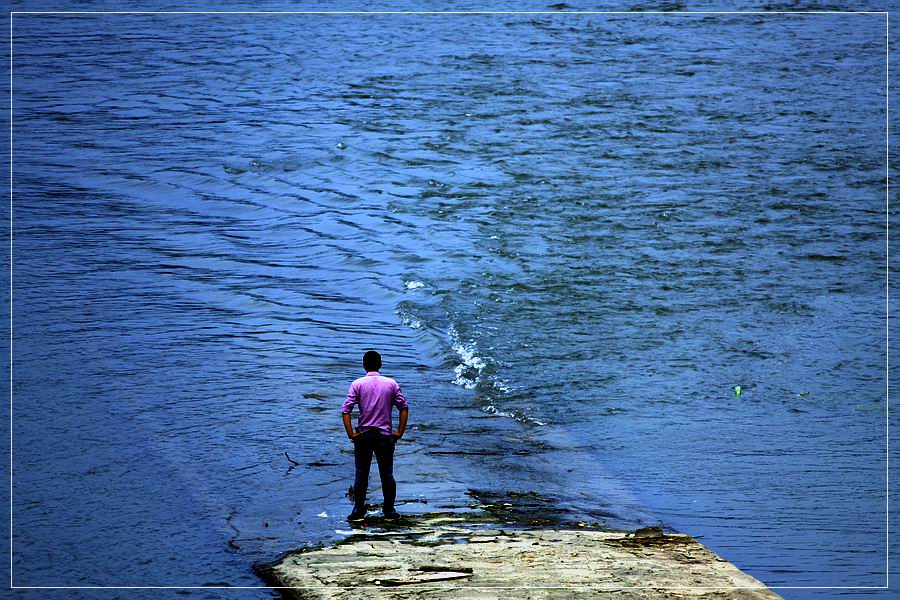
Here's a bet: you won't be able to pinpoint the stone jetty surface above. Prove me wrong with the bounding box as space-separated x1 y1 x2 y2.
255 512 782 599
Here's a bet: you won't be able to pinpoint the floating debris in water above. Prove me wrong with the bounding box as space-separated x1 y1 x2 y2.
317 511 328 518
405 280 425 290
336 142 347 149
734 386 742 396
223 165 246 174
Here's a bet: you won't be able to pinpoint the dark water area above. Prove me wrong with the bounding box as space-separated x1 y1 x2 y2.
3 1 900 598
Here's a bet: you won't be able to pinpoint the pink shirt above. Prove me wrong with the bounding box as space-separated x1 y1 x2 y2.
340 371 408 436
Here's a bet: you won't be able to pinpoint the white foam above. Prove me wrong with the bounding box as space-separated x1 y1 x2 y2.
449 326 487 389
396 304 424 330
401 315 423 329
447 326 544 426
481 404 514 418
453 342 486 371
492 379 514 394
452 364 478 389
482 402 546 427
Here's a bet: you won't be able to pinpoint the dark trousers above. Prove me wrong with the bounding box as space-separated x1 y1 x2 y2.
352 429 397 513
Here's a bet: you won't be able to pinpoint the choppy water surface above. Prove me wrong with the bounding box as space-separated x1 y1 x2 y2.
8 7 898 599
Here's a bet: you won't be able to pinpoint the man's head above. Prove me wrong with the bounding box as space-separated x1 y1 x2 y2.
363 350 382 373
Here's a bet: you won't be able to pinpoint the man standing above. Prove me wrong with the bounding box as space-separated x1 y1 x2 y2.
341 350 409 522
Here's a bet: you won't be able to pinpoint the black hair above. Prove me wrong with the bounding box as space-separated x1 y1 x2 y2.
363 350 382 372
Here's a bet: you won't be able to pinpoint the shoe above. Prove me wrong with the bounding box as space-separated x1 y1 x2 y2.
382 509 401 520
347 511 366 522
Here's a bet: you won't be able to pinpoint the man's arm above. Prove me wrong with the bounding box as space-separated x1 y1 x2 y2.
342 411 359 440
393 407 408 439
341 381 360 441
392 382 408 439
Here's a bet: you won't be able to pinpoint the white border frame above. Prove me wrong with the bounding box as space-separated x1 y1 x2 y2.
6 9 891 592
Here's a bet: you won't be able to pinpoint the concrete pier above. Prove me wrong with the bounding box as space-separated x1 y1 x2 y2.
256 512 782 599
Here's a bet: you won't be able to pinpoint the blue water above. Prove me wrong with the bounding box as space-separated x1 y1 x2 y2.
3 2 899 598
